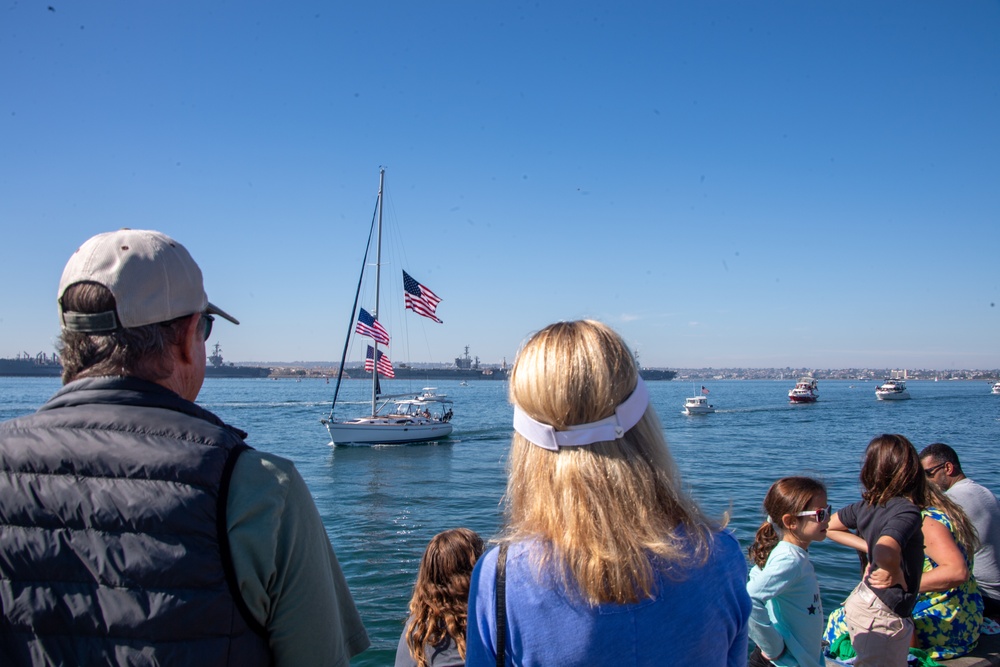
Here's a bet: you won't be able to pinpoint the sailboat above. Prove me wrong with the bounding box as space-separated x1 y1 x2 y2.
320 169 454 446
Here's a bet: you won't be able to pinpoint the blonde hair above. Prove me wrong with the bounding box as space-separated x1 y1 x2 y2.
405 528 485 667
502 320 718 606
924 484 980 558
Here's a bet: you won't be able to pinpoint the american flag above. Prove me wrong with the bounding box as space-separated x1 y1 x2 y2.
355 307 390 345
402 270 443 323
365 345 395 378
701 386 710 395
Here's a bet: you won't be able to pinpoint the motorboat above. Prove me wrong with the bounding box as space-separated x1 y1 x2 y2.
682 395 715 415
788 376 819 403
875 379 911 401
321 169 454 446
992 382 1000 395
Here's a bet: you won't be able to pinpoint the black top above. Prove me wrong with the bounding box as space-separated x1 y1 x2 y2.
838 496 924 616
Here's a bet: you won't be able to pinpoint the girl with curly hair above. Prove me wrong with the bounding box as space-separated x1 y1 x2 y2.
395 528 485 667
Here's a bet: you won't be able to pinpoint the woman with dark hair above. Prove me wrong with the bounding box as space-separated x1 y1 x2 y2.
825 482 984 660
395 528 485 667
824 434 927 666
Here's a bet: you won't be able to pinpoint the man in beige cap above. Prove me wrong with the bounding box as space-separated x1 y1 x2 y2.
0 229 369 666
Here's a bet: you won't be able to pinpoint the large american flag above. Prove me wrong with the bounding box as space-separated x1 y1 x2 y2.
365 345 395 378
402 270 443 323
355 307 390 345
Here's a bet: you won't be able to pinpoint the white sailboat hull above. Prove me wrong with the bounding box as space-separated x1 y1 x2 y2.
326 419 453 446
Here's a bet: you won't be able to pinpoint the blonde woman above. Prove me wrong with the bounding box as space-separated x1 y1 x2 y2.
466 321 750 667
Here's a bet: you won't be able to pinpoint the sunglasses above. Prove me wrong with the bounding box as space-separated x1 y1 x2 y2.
924 462 947 477
201 313 215 341
796 504 832 522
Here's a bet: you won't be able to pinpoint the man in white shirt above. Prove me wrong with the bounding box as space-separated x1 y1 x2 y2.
920 442 1000 616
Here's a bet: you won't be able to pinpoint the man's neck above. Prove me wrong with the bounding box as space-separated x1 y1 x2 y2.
947 474 968 490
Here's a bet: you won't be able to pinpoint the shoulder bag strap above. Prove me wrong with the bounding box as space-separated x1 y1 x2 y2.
495 543 509 667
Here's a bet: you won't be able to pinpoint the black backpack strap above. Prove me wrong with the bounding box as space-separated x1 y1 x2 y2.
495 543 509 667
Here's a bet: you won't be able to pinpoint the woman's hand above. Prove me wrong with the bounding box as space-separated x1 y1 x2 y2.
866 563 892 588
869 537 907 592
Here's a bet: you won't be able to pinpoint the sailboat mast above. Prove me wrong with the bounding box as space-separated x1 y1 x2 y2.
370 168 385 415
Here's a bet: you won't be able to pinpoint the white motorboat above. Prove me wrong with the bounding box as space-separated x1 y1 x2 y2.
992 382 1000 395
788 376 819 403
682 395 715 415
321 169 454 446
875 379 911 401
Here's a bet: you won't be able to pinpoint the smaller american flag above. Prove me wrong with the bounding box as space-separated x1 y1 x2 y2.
355 308 390 345
402 270 443 323
701 386 710 395
365 346 395 378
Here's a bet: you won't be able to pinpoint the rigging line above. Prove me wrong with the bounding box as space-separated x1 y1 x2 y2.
328 190 381 419
380 180 437 367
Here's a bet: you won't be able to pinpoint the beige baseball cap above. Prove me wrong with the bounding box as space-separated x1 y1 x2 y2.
58 229 239 332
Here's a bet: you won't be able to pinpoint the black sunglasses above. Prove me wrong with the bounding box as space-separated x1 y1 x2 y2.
924 462 947 477
201 313 215 341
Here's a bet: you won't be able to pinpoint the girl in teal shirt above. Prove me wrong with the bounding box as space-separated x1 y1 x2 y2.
747 476 831 667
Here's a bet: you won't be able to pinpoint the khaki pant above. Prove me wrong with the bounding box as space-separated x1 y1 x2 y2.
843 581 913 667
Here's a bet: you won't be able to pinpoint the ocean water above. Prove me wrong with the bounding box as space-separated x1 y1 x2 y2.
3 376 1000 665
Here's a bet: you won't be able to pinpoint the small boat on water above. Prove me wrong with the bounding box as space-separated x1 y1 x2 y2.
788 376 819 403
992 381 1000 395
324 388 453 445
875 379 911 401
320 169 454 446
682 394 715 415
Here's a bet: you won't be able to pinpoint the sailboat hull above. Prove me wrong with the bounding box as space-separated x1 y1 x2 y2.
325 419 453 446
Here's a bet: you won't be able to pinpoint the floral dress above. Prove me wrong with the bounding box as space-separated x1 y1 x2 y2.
823 507 984 660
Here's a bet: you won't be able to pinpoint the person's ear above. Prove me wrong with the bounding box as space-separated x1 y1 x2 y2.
781 514 797 531
177 313 201 364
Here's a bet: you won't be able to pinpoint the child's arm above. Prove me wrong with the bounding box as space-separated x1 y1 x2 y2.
825 511 867 551
868 535 906 591
826 523 867 552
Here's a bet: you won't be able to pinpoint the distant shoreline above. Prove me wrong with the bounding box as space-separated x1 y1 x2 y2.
3 356 998 382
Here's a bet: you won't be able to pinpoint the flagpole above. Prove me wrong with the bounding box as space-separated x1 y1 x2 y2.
370 167 385 416
327 179 380 420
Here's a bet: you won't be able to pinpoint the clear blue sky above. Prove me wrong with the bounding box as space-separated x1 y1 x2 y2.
3 1 998 369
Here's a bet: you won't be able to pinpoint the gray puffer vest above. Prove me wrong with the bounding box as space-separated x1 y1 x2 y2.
0 377 272 666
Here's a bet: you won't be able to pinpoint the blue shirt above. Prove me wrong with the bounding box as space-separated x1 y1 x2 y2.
466 531 750 667
747 541 826 667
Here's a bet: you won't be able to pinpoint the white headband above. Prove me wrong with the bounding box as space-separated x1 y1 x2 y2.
513 377 650 451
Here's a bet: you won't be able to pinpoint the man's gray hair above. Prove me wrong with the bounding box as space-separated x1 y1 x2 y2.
57 282 187 384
